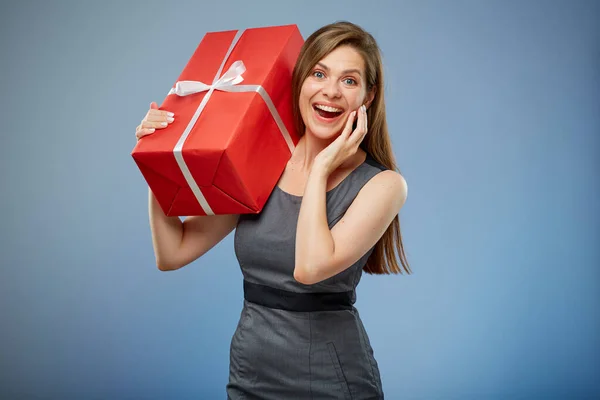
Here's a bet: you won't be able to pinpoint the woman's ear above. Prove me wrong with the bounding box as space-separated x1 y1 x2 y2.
364 86 377 109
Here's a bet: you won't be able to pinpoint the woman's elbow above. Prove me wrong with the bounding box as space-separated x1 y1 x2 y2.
155 249 207 272
157 261 175 271
156 258 182 272
293 266 318 285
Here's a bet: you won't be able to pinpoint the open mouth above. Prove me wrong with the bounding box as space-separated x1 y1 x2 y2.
313 103 345 121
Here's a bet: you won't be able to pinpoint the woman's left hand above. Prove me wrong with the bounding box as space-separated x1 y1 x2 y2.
314 104 368 176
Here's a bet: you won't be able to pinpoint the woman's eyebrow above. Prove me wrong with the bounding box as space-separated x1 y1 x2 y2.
316 62 362 77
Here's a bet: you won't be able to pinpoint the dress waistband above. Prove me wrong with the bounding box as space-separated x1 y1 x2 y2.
243 280 354 312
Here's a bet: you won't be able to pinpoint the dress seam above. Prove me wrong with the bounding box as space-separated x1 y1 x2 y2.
309 312 313 399
357 321 377 391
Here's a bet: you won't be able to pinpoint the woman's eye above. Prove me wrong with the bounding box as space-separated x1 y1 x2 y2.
344 78 356 85
313 71 324 78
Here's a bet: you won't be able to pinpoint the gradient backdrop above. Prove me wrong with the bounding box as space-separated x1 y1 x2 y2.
1 0 598 399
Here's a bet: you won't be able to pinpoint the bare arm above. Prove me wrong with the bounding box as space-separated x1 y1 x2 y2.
149 188 239 271
136 102 239 271
294 168 406 284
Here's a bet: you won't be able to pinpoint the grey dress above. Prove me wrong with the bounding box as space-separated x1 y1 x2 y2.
227 153 387 400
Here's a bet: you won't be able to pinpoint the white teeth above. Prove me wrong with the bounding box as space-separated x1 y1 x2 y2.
315 104 343 113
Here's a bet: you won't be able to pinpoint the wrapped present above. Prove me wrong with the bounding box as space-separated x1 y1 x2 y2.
131 25 304 216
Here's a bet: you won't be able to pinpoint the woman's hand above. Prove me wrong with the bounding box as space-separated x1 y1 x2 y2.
135 102 175 141
314 104 368 176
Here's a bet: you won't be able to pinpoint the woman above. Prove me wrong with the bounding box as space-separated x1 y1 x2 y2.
136 21 410 400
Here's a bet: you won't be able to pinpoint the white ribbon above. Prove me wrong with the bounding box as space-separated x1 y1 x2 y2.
167 60 246 96
169 30 295 216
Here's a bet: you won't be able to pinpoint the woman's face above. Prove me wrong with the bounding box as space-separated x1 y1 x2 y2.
299 45 371 140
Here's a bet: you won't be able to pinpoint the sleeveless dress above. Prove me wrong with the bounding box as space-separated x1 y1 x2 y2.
227 152 388 400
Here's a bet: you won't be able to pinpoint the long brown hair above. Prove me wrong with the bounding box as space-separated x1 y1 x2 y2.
291 21 411 275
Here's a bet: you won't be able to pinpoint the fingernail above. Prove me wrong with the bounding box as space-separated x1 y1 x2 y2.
161 122 168 126
148 128 155 133
167 112 174 117
167 117 174 122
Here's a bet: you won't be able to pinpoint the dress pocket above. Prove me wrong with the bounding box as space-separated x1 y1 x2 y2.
327 341 353 399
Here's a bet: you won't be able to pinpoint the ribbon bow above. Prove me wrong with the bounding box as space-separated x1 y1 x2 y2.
168 60 246 96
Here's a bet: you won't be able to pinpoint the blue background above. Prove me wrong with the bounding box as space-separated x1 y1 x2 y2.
1 0 598 398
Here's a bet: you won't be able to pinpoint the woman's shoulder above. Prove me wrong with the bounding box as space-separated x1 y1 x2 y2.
358 153 408 209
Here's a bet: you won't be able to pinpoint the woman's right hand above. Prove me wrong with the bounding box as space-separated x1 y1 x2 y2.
135 102 175 141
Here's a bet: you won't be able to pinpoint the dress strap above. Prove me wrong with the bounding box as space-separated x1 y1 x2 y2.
364 152 388 171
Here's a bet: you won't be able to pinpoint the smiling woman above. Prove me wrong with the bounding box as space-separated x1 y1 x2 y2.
228 22 410 399
135 20 410 400
299 45 374 138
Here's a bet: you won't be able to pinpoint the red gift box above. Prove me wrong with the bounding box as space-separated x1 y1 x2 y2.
131 25 304 216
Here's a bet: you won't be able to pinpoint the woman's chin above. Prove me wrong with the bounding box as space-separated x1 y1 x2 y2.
306 123 344 141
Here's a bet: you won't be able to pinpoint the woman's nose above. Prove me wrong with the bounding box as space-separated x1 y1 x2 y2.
321 80 341 98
